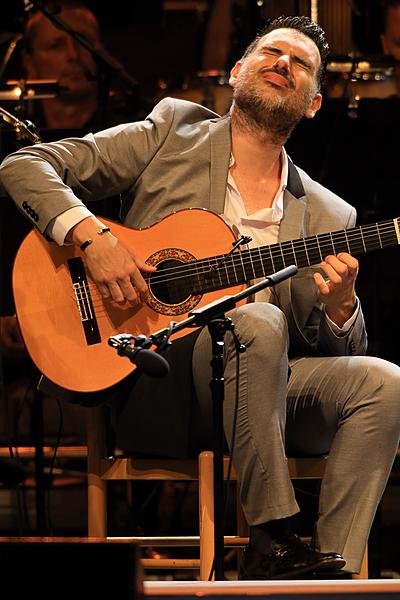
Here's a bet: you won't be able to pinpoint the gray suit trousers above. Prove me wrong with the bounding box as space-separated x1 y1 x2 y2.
192 302 400 573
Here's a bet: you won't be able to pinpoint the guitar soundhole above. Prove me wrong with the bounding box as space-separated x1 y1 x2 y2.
150 259 191 305
145 247 202 316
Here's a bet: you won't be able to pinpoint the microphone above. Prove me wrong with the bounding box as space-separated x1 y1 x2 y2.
108 336 170 378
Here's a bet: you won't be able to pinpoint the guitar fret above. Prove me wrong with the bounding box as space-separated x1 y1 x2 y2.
269 245 276 271
317 232 335 258
248 249 255 278
376 223 383 249
329 231 336 255
230 254 239 283
279 244 286 267
258 247 266 276
305 238 321 265
303 238 310 265
281 240 297 268
359 228 367 253
378 222 398 249
269 244 285 271
237 251 247 280
290 240 298 267
292 239 308 266
315 235 323 261
215 256 223 287
330 231 350 255
344 230 351 253
223 259 230 284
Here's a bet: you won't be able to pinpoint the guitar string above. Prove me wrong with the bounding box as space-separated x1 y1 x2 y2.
136 221 399 283
75 222 398 296
75 228 393 308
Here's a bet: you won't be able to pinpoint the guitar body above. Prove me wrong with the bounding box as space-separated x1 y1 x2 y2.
13 208 245 393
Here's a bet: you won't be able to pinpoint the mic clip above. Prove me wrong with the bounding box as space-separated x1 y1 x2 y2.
108 333 152 355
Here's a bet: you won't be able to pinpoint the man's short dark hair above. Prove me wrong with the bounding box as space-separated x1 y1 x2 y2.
241 15 330 91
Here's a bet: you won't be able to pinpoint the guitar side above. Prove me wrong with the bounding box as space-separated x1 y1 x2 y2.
12 208 245 393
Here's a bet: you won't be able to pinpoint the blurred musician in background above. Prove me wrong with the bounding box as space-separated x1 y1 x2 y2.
380 0 400 94
20 0 151 133
0 0 144 460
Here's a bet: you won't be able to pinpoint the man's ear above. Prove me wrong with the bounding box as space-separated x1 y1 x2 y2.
229 61 242 88
305 92 322 119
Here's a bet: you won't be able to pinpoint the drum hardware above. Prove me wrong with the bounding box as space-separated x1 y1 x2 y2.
0 80 62 101
326 54 398 115
158 70 233 115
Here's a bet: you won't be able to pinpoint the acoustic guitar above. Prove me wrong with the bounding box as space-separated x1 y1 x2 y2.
12 208 400 393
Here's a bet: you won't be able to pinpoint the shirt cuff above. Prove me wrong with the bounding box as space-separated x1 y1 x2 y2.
47 206 94 245
323 298 360 335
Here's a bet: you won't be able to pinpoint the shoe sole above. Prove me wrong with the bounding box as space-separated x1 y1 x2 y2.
241 557 346 580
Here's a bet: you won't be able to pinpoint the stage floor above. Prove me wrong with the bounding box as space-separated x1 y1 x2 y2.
145 578 400 598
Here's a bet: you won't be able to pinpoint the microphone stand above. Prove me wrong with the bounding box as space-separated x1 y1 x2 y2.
110 264 298 580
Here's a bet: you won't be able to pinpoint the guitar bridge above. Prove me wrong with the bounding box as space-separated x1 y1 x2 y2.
68 257 101 345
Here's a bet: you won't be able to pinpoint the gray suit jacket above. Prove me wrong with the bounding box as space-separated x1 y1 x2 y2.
0 97 367 456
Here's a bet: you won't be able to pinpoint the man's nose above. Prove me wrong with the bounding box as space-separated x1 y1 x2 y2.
65 37 81 59
273 54 291 72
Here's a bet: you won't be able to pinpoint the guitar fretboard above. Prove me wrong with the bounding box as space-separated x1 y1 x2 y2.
188 218 400 294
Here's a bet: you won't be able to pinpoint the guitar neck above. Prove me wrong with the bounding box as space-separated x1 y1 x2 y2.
194 217 400 294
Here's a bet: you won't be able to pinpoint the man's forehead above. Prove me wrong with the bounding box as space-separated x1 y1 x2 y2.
36 7 98 31
254 28 320 62
386 6 400 32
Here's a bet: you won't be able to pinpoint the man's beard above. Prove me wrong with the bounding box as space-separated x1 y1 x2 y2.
232 72 317 144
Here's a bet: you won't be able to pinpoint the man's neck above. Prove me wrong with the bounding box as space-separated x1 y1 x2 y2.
230 106 283 179
229 106 285 214
41 96 98 130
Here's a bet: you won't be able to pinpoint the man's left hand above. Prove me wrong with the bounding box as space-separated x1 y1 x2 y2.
313 252 358 328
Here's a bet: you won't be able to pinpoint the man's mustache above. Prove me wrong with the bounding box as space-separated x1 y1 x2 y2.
260 66 294 89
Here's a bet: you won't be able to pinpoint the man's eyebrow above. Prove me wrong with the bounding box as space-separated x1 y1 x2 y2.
259 43 314 70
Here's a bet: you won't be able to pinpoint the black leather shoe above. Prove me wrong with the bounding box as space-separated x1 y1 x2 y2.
239 534 346 580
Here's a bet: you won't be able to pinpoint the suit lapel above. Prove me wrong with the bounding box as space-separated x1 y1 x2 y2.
275 160 308 315
209 115 231 214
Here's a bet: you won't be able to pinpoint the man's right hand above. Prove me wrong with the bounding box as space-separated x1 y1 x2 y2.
68 217 156 304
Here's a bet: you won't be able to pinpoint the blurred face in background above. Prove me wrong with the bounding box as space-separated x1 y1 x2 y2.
23 7 102 100
381 5 400 92
381 5 400 60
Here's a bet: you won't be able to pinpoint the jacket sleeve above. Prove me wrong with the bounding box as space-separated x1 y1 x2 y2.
0 98 178 236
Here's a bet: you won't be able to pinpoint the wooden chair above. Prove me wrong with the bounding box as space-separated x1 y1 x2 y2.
87 406 368 579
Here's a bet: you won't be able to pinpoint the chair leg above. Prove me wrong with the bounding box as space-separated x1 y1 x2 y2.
87 407 107 537
199 451 215 581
